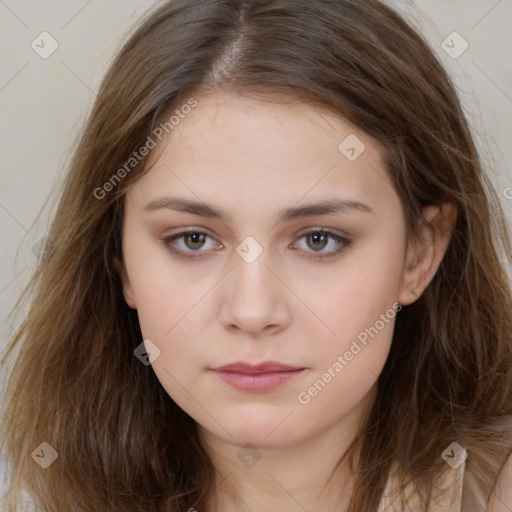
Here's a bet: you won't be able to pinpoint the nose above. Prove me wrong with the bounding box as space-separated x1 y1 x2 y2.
218 250 291 337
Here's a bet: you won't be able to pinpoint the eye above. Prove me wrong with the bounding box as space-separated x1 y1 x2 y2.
161 228 352 260
162 230 220 259
292 229 352 259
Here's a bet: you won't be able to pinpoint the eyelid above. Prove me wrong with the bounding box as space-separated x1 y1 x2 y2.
294 226 349 240
290 227 352 260
161 227 352 260
161 229 221 259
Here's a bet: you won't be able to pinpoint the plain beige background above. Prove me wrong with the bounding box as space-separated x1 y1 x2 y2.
0 0 511 505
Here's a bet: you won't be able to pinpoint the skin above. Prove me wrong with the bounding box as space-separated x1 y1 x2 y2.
115 90 456 511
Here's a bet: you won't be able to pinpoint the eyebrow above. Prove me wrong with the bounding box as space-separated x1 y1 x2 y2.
143 196 373 224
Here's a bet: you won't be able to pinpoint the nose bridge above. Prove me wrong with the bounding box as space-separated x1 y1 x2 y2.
218 237 290 334
231 239 276 302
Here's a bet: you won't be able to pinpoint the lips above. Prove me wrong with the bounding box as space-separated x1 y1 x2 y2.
211 361 306 391
212 361 303 374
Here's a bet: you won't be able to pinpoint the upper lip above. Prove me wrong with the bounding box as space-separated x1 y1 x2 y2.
212 361 304 374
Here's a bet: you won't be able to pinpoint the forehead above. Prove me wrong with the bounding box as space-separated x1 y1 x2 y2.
127 91 400 223
163 90 380 169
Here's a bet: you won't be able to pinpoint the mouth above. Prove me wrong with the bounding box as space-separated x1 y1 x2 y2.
210 361 307 391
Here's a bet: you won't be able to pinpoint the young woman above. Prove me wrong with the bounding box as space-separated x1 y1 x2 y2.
1 0 512 510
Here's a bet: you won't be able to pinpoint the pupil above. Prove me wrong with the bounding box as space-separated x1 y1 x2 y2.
187 233 205 249
309 233 327 251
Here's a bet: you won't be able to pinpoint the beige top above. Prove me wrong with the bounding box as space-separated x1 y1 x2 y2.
377 459 488 511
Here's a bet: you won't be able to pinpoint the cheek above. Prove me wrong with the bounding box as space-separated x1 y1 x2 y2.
294 274 400 421
297 235 404 397
129 265 213 408
123 231 213 339
305 242 403 349
134 279 207 340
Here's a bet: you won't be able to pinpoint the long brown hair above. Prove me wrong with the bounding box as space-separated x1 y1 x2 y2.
2 0 512 510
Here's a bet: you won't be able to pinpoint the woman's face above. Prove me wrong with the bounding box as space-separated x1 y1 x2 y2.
118 91 410 449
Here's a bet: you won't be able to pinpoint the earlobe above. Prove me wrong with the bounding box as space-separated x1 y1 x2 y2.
112 257 137 309
398 203 457 306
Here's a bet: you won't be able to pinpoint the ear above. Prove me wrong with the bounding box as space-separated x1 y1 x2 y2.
112 257 137 309
398 203 457 306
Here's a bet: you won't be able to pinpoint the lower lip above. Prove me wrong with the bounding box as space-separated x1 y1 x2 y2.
212 369 306 391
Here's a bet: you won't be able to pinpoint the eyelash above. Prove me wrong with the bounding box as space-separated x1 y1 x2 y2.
161 228 352 261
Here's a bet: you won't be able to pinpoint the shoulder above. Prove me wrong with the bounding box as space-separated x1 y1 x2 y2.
485 451 512 512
